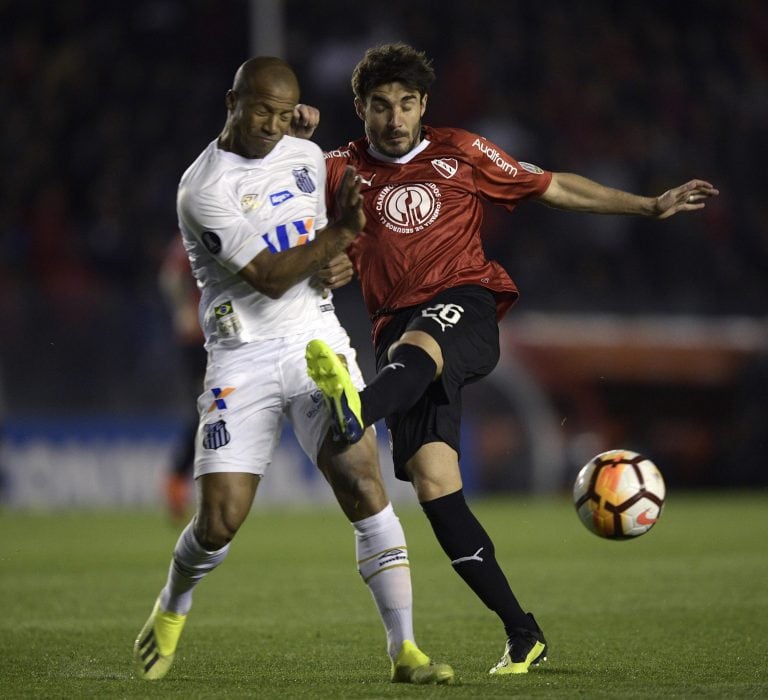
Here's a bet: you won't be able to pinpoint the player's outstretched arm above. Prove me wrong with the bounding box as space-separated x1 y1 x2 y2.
538 172 719 219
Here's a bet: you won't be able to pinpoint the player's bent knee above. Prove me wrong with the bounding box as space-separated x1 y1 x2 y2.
195 473 258 549
195 520 237 551
194 504 247 550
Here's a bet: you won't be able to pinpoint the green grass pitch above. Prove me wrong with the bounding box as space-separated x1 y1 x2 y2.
1 492 766 698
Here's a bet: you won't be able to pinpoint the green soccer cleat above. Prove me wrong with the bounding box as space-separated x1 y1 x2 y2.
391 640 455 685
133 598 188 680
489 614 548 675
305 339 365 443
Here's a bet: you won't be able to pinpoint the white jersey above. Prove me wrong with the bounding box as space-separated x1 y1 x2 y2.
177 136 331 347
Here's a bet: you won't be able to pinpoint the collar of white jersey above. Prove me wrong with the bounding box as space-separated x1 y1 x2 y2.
215 137 288 166
366 138 431 164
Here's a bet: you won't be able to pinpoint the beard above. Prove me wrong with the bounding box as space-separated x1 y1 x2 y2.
368 124 421 158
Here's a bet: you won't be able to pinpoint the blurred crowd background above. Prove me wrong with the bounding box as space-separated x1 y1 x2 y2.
1 0 766 496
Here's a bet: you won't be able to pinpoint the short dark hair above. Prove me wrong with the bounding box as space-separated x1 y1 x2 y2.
351 43 435 101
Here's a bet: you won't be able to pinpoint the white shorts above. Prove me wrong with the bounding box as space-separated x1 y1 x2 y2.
193 318 366 478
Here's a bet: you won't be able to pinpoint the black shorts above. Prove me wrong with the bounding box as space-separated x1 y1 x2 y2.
374 285 500 480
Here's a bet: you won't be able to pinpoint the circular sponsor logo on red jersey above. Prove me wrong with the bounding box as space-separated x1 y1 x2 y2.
376 183 441 234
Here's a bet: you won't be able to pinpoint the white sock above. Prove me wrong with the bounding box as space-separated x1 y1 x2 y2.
159 519 231 615
353 502 415 660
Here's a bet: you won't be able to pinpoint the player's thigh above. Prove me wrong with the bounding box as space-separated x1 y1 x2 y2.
406 285 500 386
193 344 285 478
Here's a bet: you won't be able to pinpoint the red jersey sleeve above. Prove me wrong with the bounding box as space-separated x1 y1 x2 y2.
323 144 354 220
457 130 552 211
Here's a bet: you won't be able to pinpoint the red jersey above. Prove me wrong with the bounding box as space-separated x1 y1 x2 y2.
324 126 552 342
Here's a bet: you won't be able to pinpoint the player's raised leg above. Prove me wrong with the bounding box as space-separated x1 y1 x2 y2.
306 339 365 443
306 338 438 445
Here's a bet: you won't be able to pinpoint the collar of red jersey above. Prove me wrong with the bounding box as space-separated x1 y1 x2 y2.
367 139 431 164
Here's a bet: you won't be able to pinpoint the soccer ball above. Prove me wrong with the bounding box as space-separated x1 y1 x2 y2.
573 449 666 539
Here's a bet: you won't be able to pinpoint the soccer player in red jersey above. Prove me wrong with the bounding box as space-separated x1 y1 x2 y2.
306 43 718 675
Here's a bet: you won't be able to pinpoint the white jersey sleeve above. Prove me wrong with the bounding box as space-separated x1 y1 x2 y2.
178 181 269 274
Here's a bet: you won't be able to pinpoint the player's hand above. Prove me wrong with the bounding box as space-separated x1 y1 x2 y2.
290 103 320 139
654 179 719 219
335 166 366 236
311 253 355 294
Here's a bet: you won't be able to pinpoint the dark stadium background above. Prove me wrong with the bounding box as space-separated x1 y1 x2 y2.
1 0 766 504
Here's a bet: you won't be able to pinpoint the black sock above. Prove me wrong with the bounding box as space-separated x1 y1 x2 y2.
360 344 437 426
421 489 533 637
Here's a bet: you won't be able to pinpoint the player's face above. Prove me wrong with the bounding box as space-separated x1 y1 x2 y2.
355 82 427 158
226 81 298 159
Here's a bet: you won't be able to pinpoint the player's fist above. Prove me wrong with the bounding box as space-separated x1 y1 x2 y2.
290 103 320 139
311 253 355 293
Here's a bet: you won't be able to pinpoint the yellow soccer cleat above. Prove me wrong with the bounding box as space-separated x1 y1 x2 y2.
133 598 188 680
391 640 455 685
306 339 364 443
489 614 548 675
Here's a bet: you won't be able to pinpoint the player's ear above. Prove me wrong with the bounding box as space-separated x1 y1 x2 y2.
354 97 365 121
420 93 428 116
225 89 237 111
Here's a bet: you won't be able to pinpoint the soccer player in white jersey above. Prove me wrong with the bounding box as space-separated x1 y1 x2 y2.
133 56 453 685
